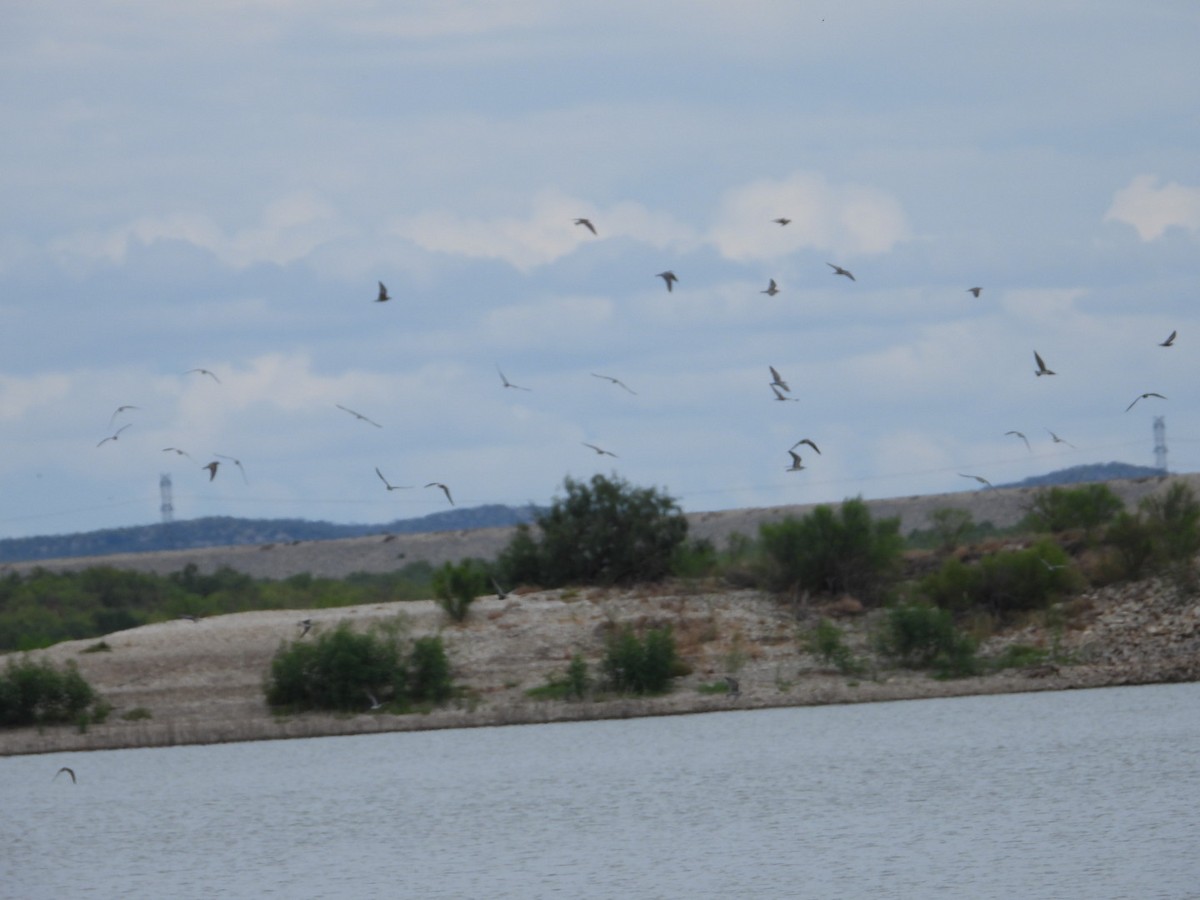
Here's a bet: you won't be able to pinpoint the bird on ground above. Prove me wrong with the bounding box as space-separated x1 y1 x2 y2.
376 281 391 302
967 287 983 297
202 461 220 481
1033 351 1055 377
657 271 678 292
185 368 221 383
97 424 131 447
761 279 779 296
492 577 509 600
109 405 139 427
771 384 798 402
1126 392 1166 412
772 218 791 226
426 482 454 505
792 438 821 455
1005 430 1032 452
298 618 312 637
769 365 790 392
215 454 247 484
1159 330 1177 347
55 767 76 784
725 675 741 698
591 372 637 395
375 467 412 491
496 365 531 391
163 447 194 460
336 405 381 429
786 450 806 471
365 689 383 711
582 442 618 457
179 614 198 623
959 473 993 488
573 218 597 235
1046 429 1076 449
827 262 855 281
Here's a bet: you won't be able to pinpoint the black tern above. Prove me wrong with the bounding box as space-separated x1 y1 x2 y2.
376 282 391 302
967 287 982 297
496 365 531 391
1005 430 1031 452
786 450 806 471
771 384 798 402
574 218 597 235
426 482 454 505
1046 429 1075 449
657 271 678 292
1126 392 1166 412
591 373 637 395
202 461 220 481
827 262 855 281
959 473 993 488
1159 330 1177 347
772 218 791 226
97 424 131 447
336 404 383 427
582 442 618 457
769 366 790 392
375 467 412 491
185 368 221 383
1033 351 1055 377
761 278 779 296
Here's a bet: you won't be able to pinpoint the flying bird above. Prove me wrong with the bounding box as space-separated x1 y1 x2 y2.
786 450 806 471
772 218 791 226
761 279 779 296
967 287 983 297
298 618 312 637
376 281 391 302
1039 558 1067 572
1005 430 1031 452
591 372 637 395
1126 392 1166 412
1033 351 1055 377
426 482 454 505
336 404 383 427
1046 429 1076 449
163 447 194 460
959 473 993 488
492 577 509 600
724 675 741 698
365 689 383 710
97 424 131 447
185 368 221 383
657 271 678 292
215 454 247 484
771 384 798 402
1159 330 1177 347
768 365 790 392
791 438 821 455
202 461 220 481
55 767 76 784
582 442 618 457
827 262 855 281
573 217 597 235
375 468 412 491
496 365 531 391
109 405 139 427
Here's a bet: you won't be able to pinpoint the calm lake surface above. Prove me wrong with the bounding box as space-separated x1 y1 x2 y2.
4 682 1199 899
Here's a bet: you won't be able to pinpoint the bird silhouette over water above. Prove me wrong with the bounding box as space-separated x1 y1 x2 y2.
582 442 618 457
97 424 130 447
827 262 855 281
426 482 454 505
1033 351 1055 377
336 404 383 427
375 467 412 491
761 279 779 296
1159 330 1177 347
657 271 678 292
1005 430 1031 452
573 218 597 235
1126 392 1166 412
55 767 76 784
496 365 531 391
376 281 391 302
591 373 637 395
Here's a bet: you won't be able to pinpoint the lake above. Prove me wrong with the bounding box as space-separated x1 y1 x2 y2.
4 682 1199 899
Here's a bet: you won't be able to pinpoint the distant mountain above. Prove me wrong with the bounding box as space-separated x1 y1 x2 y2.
999 462 1166 489
0 504 543 565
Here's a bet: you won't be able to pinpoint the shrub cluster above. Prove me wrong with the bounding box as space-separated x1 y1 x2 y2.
0 657 106 728
431 558 494 622
601 626 679 695
1103 483 1200 583
1022 484 1124 535
919 540 1075 615
877 603 978 677
265 621 452 713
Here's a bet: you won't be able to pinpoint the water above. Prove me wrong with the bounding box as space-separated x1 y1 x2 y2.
4 683 1199 899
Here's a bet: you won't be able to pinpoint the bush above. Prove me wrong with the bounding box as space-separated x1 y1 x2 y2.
1103 510 1158 581
601 626 678 695
0 657 103 728
497 474 688 587
527 653 591 701
758 498 903 604
431 559 491 622
1142 483 1200 569
919 540 1076 615
877 603 978 677
1022 484 1124 535
805 618 861 674
927 507 974 553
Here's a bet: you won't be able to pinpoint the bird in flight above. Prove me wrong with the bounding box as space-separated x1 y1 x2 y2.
336 404 383 427
492 576 509 600
761 279 780 296
163 447 194 460
1039 558 1067 572
298 618 313 638
109 405 139 427
55 767 76 784
657 271 678 292
496 365 531 391
792 438 821 455
771 384 798 402
1159 330 1177 347
1046 429 1075 449
827 262 855 281
376 281 391 303
202 461 220 481
426 482 454 505
1126 392 1166 412
185 368 221 383
591 372 637 395
574 218 597 235
1033 351 1055 377
365 689 383 710
769 365 790 393
1005 430 1031 452
967 287 983 298
375 467 412 491
772 218 791 226
215 454 248 484
959 473 993 488
582 442 618 457
786 450 806 471
97 424 131 447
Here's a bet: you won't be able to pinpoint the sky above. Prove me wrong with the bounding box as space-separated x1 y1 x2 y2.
2 1 1198 541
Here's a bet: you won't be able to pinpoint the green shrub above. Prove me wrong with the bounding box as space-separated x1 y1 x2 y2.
877 603 978 677
0 657 103 728
927 507 974 552
920 540 1075 615
805 618 861 674
1103 510 1158 580
527 653 591 701
758 498 903 603
1141 483 1200 570
671 538 720 578
497 474 688 587
408 636 453 703
1022 484 1124 535
431 559 491 622
601 626 678 695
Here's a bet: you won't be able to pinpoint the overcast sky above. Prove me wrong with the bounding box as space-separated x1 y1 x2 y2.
2 1 1198 540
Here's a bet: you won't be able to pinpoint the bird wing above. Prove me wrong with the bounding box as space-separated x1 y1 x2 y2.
1034 351 1046 370
794 439 821 454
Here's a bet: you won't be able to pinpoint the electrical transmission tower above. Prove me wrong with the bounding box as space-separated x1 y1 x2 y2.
160 473 174 524
1153 417 1167 472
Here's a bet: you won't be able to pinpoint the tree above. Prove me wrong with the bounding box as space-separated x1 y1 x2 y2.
497 474 688 586
1022 484 1124 535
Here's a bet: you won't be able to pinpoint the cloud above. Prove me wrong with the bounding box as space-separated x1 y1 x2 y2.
707 172 912 262
1104 174 1200 241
